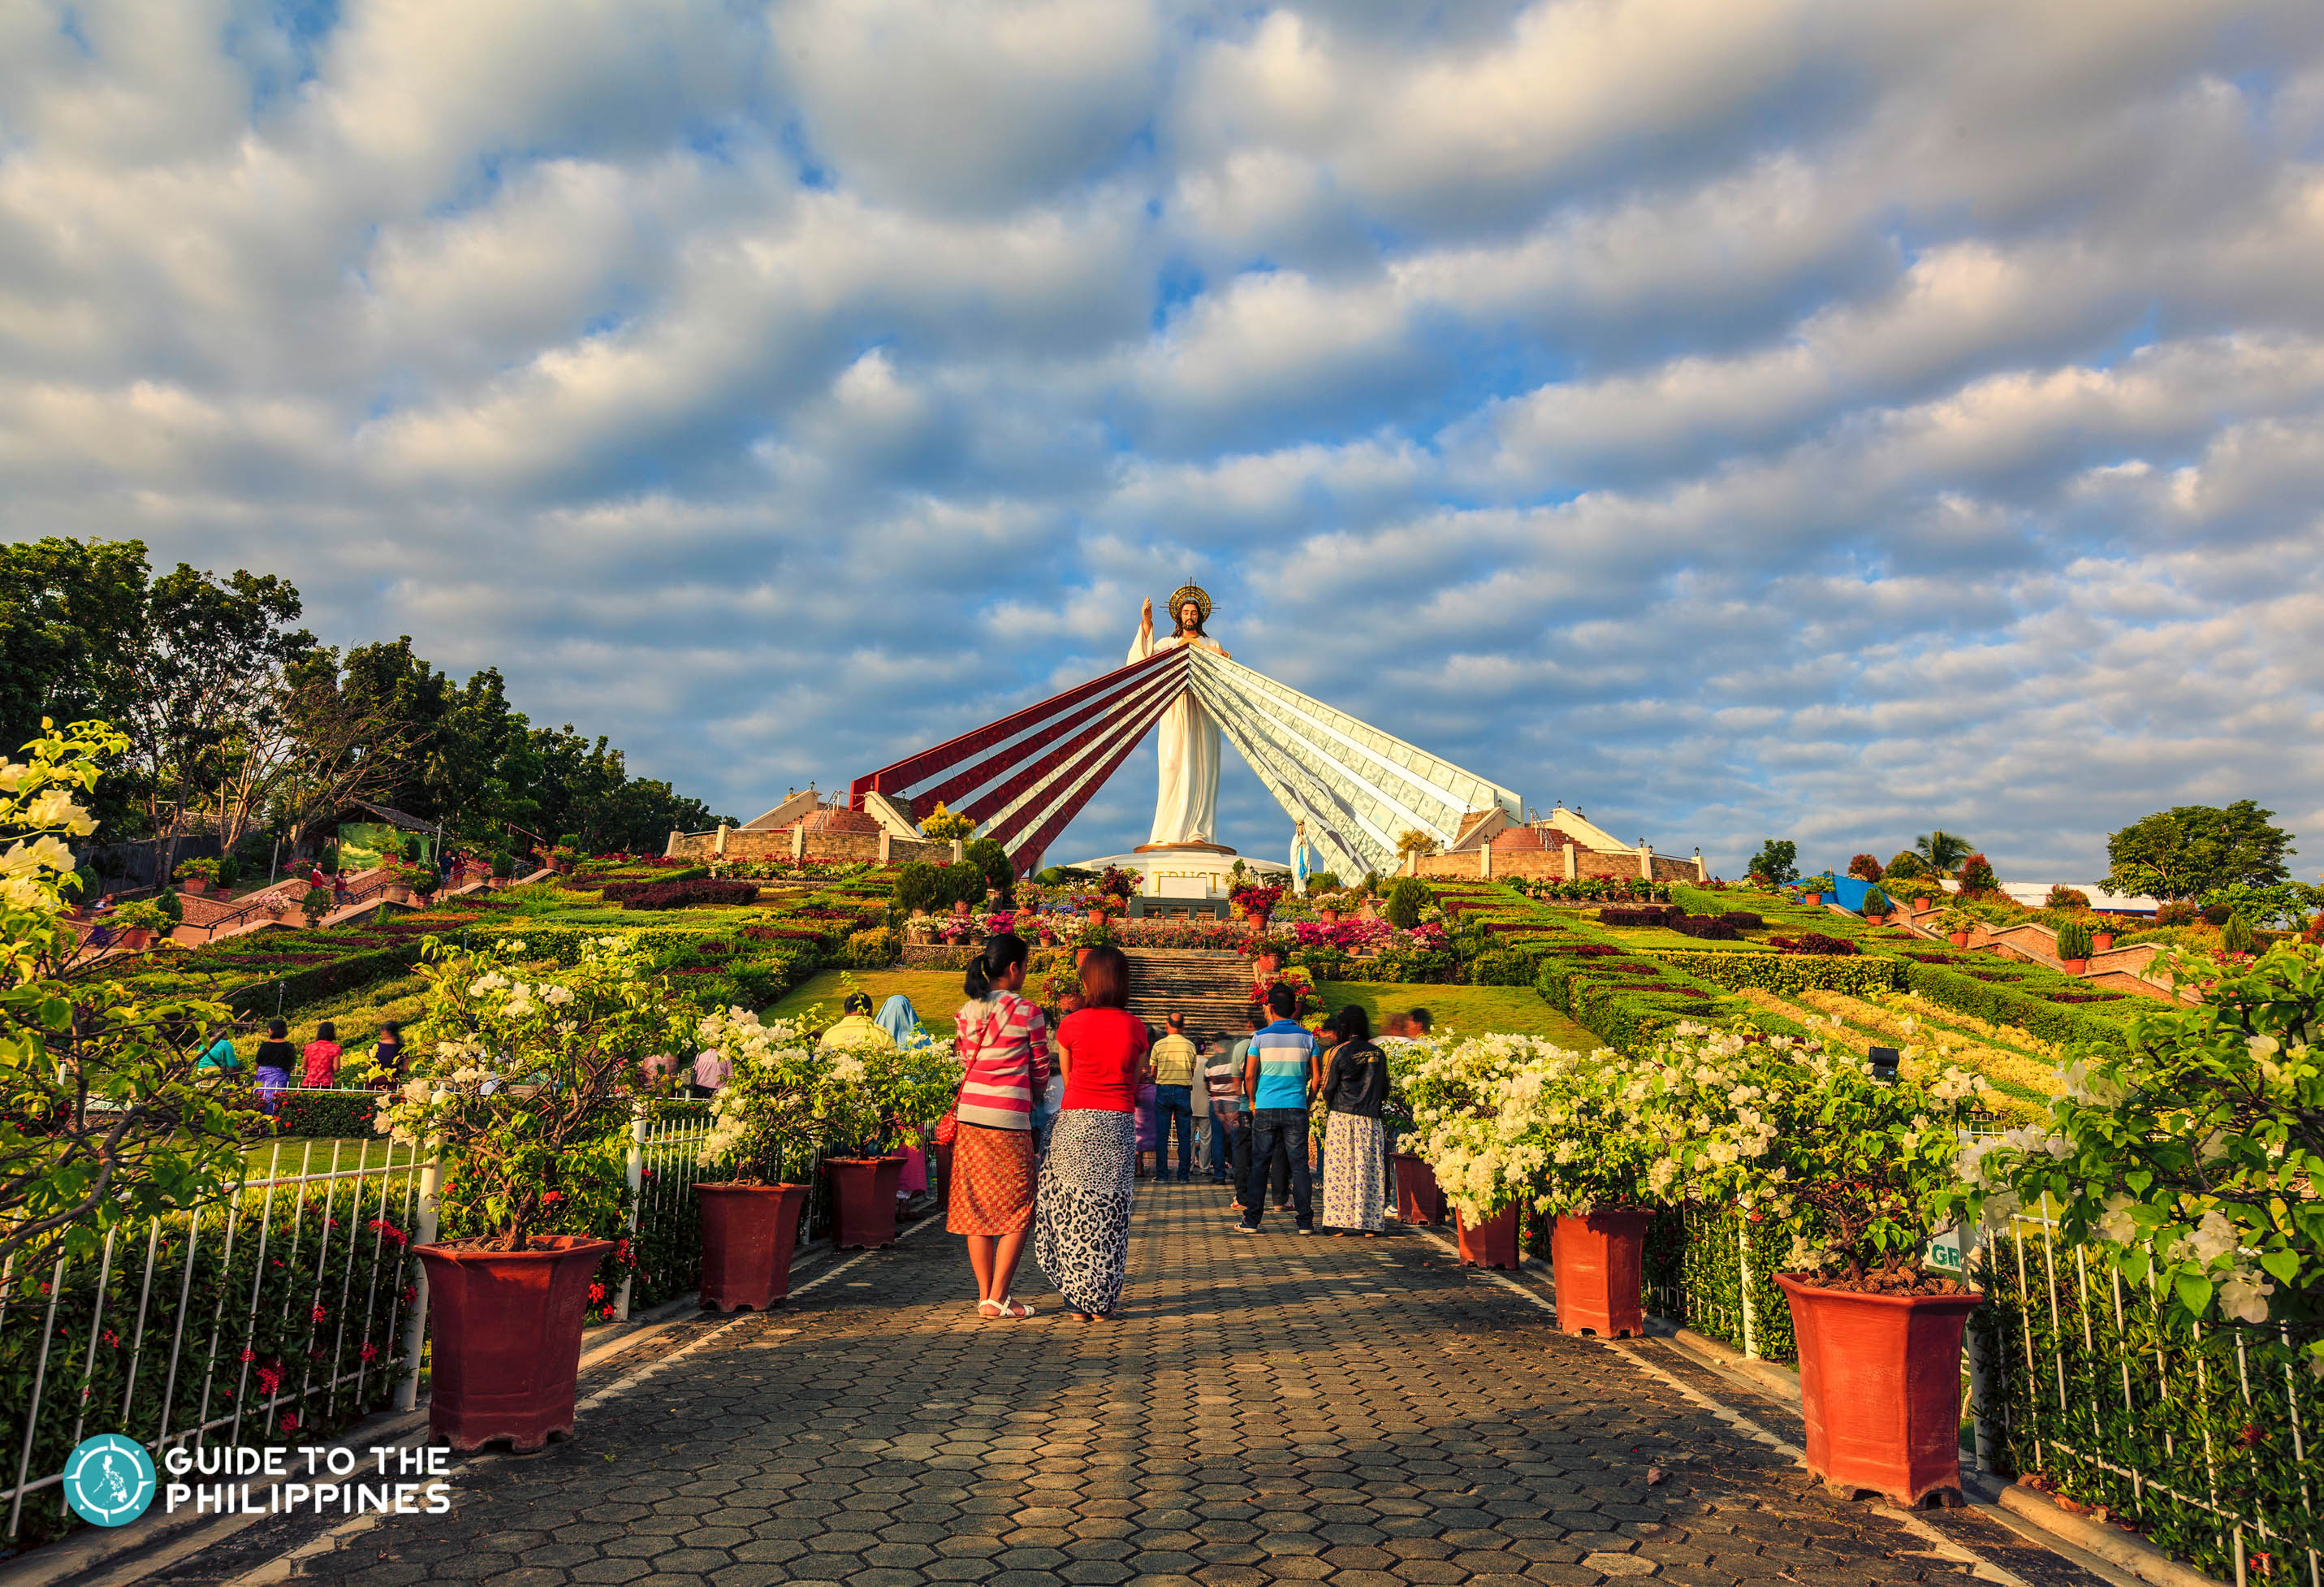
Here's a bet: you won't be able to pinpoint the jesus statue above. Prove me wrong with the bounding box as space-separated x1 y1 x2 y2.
1128 583 1229 847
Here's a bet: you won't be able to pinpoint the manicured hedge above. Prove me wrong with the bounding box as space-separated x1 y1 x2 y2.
1906 963 2135 1047
223 944 424 1018
1534 955 1792 1049
599 879 762 910
274 1088 383 1137
1647 949 1906 997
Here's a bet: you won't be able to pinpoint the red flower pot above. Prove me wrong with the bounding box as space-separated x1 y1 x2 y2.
1914 897 1932 912
414 1235 614 1452
2062 957 2089 974
1947 932 1971 947
1075 946 1091 967
1550 1209 1649 1338
697 1183 810 1312
1776 1272 1982 1507
1392 1153 1444 1225
1254 952 1281 976
827 1157 898 1248
180 878 210 896
2093 933 2114 953
1802 892 1822 906
1454 1204 1520 1269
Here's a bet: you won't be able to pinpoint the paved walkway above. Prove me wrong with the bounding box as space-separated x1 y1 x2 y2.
135 1187 2111 1587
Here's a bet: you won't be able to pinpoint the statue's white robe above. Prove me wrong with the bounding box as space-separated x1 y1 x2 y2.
1127 627 1221 846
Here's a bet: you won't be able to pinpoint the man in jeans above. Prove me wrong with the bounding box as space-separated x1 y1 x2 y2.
1147 1013 1199 1183
1234 984 1320 1235
1203 1020 1246 1184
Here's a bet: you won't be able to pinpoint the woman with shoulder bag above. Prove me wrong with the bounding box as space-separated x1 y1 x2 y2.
1318 1006 1388 1235
948 933 1050 1319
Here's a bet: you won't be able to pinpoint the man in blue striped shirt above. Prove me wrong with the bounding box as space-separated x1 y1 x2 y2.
1233 982 1321 1235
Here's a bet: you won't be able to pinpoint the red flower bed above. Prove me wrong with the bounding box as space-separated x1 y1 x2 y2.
601 880 762 910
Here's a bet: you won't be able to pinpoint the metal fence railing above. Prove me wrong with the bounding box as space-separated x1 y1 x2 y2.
0 1100 815 1554
1631 1187 2317 1587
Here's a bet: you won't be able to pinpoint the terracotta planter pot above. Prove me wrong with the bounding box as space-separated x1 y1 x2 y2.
2062 957 2089 974
1776 1271 1982 1507
1074 946 1092 967
1864 912 1886 926
414 1235 615 1452
179 878 210 896
1392 1152 1444 1225
384 884 414 906
2093 933 2114 953
1914 897 1932 912
1454 1204 1520 1269
1317 909 1338 923
1254 952 1281 977
697 1183 810 1312
827 1157 899 1249
1550 1209 1649 1338
117 927 153 951
1802 892 1822 906
877 1152 906 1206
1946 931 1971 948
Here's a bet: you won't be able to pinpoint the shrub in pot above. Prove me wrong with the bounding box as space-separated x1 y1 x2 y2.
692 1006 824 1309
1699 1038 1992 1507
490 849 515 884
300 885 333 927
175 857 221 894
373 935 690 1451
2054 919 2093 971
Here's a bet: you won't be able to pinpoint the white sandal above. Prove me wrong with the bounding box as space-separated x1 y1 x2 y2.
998 1296 1036 1318
977 1299 1004 1317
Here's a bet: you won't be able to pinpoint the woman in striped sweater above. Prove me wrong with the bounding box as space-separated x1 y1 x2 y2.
949 933 1050 1319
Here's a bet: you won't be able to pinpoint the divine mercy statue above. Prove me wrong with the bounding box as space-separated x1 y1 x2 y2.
1128 583 1229 847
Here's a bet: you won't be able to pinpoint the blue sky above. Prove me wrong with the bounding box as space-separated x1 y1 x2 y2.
3 1 2322 881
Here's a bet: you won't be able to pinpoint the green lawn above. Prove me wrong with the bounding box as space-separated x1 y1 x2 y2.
764 968 970 1035
1313 984 1603 1049
241 1136 421 1180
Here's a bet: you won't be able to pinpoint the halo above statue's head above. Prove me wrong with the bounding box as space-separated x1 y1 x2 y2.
1168 582 1213 634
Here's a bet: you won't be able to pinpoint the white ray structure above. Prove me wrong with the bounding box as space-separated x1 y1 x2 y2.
849 642 1518 878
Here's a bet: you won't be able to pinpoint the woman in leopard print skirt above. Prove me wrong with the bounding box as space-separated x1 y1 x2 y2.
1034 946 1151 1320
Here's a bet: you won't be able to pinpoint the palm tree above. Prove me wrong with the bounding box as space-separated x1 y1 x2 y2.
1915 830 1972 875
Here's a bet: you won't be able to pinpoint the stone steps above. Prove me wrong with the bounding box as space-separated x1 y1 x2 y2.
1121 949 1255 1036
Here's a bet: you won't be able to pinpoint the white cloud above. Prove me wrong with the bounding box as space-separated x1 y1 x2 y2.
2 0 2321 880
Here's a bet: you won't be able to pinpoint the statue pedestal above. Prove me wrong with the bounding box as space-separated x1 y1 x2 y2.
1070 844 1288 899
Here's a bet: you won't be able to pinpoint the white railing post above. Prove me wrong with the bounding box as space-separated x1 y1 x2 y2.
1738 1214 1759 1360
391 1148 441 1412
616 1104 646 1321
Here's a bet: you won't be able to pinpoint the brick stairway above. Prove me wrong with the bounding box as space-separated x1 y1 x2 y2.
1121 947 1255 1037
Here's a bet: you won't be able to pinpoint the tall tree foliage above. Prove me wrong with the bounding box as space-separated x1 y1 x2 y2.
2104 802 2294 902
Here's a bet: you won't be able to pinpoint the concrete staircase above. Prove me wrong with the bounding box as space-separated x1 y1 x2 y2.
1122 949 1255 1038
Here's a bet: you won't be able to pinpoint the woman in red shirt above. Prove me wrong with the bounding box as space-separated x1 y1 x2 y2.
301 1021 343 1088
1033 945 1150 1321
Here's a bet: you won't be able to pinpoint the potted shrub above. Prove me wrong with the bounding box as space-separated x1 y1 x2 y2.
1861 885 1891 925
490 849 515 888
374 935 689 1451
1401 1036 1539 1271
2092 923 2115 953
1799 871 1837 908
1937 906 1976 948
692 1006 821 1310
108 897 172 951
300 885 334 928
2054 919 2093 974
175 857 221 896
1724 1040 1990 1507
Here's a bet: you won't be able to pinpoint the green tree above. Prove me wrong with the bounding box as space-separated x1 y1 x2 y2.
963 837 1014 901
1914 830 1972 874
2104 802 2294 902
1746 838 1798 885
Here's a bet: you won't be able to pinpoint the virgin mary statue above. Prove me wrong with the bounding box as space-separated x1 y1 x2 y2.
1127 583 1229 847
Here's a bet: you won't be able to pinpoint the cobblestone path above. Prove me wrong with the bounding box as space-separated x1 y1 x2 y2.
145 1185 2110 1587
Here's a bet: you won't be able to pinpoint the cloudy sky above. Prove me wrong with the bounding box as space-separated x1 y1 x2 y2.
5 1 2322 880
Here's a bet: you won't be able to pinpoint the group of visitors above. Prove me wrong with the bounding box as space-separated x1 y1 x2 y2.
193 1018 406 1110
941 929 1431 1325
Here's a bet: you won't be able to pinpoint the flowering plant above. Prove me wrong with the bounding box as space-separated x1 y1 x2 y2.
374 935 692 1250
695 1007 840 1182
1948 943 2324 1370
3 720 261 1271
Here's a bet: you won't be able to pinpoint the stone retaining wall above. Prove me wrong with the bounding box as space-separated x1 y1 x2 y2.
667 827 954 867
